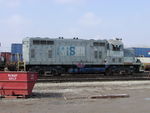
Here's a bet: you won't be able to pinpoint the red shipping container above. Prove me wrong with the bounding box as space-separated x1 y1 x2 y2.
0 72 38 97
0 52 11 64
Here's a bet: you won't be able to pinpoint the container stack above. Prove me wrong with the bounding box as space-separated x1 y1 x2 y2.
11 43 23 62
132 47 150 70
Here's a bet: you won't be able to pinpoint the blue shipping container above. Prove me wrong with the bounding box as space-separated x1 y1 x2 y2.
11 43 23 62
133 48 150 57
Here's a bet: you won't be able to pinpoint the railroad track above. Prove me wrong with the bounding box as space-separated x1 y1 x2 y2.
37 72 150 83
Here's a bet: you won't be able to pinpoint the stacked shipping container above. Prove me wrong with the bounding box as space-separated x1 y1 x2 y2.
0 52 11 64
132 47 150 70
11 43 23 62
133 47 150 57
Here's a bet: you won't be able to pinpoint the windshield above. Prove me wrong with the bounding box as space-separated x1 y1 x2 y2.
112 44 122 51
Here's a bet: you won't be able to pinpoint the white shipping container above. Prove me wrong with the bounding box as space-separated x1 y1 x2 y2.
137 57 150 63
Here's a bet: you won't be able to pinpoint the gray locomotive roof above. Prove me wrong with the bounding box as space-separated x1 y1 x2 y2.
108 39 123 45
23 37 107 42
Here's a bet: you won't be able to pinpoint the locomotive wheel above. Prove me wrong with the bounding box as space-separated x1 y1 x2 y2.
51 69 61 76
105 69 113 76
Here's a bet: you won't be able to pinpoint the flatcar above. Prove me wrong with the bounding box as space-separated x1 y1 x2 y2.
22 37 141 76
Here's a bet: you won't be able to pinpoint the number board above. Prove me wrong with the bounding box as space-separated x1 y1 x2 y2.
57 46 85 56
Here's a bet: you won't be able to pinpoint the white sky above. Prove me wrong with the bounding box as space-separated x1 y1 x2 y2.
0 0 150 51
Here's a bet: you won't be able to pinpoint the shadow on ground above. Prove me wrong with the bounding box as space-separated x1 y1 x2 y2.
31 92 63 99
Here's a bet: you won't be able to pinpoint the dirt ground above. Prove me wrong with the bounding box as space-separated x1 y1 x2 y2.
1 81 150 113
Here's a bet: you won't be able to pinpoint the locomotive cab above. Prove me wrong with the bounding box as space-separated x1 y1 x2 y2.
104 38 125 75
106 38 124 64
105 38 141 75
